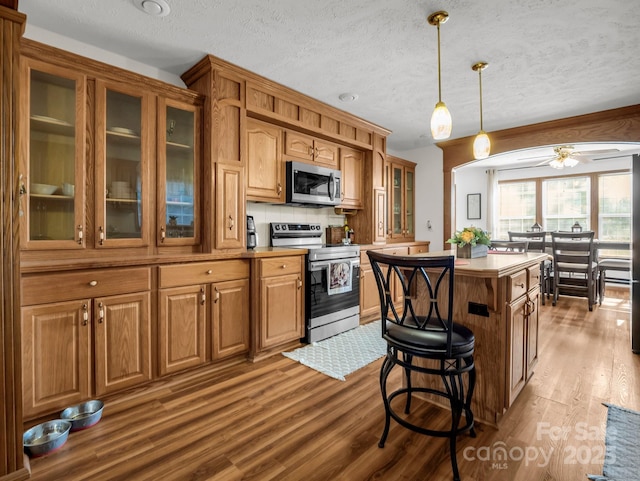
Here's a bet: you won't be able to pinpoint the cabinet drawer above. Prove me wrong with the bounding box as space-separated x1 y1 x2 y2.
381 246 409 256
409 244 429 255
527 264 541 290
22 267 151 305
260 256 302 277
507 270 528 302
159 259 249 288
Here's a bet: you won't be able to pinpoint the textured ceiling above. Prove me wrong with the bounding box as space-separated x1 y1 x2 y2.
19 0 640 154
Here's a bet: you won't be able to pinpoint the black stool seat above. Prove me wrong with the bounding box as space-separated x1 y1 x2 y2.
367 251 476 481
385 319 475 358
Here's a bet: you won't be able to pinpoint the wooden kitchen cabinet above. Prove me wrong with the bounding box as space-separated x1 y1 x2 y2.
284 130 339 168
246 118 284 202
211 278 250 359
158 259 250 369
340 147 364 209
158 285 207 376
95 79 152 249
157 97 202 246
216 163 246 249
21 267 152 419
506 265 540 406
20 58 87 250
251 255 304 356
386 155 416 241
359 250 381 320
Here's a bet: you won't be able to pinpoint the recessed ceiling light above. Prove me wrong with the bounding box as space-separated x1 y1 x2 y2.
338 93 359 102
133 0 171 17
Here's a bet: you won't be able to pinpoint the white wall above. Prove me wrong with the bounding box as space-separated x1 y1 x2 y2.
388 145 444 250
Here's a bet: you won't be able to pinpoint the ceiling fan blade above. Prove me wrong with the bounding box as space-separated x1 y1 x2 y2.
534 157 554 166
570 153 593 163
574 148 620 156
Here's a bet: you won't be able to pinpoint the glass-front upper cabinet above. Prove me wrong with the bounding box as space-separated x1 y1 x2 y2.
157 98 200 246
22 59 86 249
392 165 404 236
405 168 415 237
95 81 151 248
386 156 416 241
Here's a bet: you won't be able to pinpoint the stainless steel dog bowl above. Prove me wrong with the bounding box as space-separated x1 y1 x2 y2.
23 420 72 457
60 400 104 431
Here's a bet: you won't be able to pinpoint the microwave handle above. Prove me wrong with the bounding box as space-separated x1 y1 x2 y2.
329 173 336 201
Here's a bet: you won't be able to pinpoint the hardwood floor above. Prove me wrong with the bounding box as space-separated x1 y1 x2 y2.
25 287 639 481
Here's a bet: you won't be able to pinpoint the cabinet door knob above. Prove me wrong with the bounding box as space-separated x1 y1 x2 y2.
160 226 166 242
281 264 287 269
206 269 212 275
98 302 104 324
297 277 302 289
99 226 105 245
228 215 234 230
77 225 84 245
89 280 98 287
214 286 220 303
277 182 282 195
201 287 206 305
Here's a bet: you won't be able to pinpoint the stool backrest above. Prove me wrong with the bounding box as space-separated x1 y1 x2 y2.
367 251 456 355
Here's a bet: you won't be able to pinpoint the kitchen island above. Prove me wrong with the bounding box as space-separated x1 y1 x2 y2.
407 249 548 427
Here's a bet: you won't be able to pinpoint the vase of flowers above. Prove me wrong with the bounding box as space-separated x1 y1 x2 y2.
446 226 491 258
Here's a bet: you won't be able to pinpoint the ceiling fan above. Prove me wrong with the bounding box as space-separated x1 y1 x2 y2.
533 145 620 169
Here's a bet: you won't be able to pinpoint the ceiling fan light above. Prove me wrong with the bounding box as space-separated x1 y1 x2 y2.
431 101 452 140
473 131 491 159
549 158 564 169
564 157 579 167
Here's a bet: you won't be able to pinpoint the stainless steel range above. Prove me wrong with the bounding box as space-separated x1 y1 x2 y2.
270 223 360 343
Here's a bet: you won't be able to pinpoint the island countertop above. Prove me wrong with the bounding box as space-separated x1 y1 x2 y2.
409 249 550 279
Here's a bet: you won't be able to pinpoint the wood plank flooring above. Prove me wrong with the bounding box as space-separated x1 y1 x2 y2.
25 288 639 481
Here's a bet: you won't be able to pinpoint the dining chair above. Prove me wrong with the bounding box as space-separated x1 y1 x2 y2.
550 231 598 311
508 231 551 304
367 250 476 481
489 240 528 252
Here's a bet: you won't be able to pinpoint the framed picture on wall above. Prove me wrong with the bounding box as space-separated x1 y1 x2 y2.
467 193 481 220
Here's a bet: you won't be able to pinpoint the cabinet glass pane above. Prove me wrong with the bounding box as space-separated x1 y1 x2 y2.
165 106 195 239
29 70 76 241
393 167 403 234
105 90 142 240
406 170 414 235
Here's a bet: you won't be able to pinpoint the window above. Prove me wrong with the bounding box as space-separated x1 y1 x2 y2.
598 172 631 241
497 181 536 239
542 177 590 231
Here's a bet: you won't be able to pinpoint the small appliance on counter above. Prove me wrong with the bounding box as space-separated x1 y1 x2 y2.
246 215 258 249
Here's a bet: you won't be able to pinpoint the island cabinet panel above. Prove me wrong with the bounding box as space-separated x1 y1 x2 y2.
409 252 547 427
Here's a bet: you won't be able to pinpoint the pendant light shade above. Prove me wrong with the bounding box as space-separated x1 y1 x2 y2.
428 11 451 140
472 61 490 159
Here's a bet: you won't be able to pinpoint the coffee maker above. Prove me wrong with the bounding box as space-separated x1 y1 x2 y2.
246 215 258 249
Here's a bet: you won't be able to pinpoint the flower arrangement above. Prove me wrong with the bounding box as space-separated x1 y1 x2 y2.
446 226 491 247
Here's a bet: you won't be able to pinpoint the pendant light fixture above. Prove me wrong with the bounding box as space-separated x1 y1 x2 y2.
472 61 490 159
428 11 452 140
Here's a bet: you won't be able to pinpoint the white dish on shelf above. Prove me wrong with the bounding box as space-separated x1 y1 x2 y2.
31 115 71 126
31 183 58 195
111 127 136 135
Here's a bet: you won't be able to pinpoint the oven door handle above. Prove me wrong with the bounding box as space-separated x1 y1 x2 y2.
309 259 360 272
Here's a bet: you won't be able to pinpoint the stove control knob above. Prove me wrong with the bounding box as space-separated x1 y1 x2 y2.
274 225 280 230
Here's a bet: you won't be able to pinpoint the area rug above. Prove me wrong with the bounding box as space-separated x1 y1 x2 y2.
587 403 640 481
282 320 386 381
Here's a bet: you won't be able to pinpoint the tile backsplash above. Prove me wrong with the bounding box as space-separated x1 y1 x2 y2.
246 202 345 247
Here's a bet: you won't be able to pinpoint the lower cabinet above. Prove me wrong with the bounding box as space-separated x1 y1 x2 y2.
506 265 540 406
158 259 250 375
21 267 152 419
251 255 304 355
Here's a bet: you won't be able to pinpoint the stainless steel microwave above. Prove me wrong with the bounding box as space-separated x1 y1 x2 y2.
285 161 342 207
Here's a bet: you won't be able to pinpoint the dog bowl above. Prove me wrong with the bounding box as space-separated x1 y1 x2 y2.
30 183 58 195
23 420 72 457
60 400 104 431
